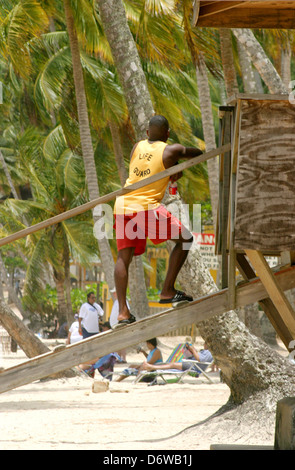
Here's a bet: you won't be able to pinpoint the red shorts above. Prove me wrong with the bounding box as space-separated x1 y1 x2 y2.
114 205 184 256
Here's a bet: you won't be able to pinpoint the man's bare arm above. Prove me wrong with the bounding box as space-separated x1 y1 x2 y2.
163 143 203 169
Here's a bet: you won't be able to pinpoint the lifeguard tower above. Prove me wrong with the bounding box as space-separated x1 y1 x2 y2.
217 94 295 351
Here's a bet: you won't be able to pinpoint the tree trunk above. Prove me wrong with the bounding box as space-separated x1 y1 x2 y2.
0 252 27 319
165 192 295 403
195 54 219 228
281 39 292 90
0 299 49 357
54 272 68 320
0 150 19 199
0 298 77 378
219 29 239 98
232 28 288 94
63 0 116 297
237 38 257 93
96 0 154 140
109 120 128 185
64 239 74 326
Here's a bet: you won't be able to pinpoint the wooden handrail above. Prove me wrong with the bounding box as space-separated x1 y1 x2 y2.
0 143 231 248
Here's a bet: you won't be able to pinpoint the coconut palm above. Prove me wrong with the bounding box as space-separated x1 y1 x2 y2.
0 124 98 326
232 28 288 94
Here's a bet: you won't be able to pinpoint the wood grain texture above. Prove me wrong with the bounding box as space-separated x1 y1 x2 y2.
234 99 295 251
196 2 295 29
245 250 295 338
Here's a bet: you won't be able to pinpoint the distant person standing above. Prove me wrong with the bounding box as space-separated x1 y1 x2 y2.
78 292 104 339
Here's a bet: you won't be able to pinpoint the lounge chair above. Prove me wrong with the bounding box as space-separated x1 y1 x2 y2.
133 343 214 385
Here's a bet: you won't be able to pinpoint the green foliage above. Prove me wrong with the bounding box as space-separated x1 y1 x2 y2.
22 282 101 331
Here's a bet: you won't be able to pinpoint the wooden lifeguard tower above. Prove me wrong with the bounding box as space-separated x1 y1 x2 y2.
194 0 295 351
217 94 295 350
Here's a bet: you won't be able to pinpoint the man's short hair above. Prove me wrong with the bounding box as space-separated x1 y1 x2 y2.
87 291 95 300
149 115 169 132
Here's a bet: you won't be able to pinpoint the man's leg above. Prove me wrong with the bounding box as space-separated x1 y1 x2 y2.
114 247 135 322
160 229 193 301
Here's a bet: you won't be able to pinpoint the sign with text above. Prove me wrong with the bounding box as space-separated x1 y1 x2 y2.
194 233 219 275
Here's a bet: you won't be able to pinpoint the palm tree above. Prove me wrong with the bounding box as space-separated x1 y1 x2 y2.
0 124 98 327
232 28 288 94
96 0 154 140
62 0 118 298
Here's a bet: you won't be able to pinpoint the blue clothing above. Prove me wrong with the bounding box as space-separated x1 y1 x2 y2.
122 347 162 377
82 327 97 339
198 349 213 363
86 353 122 380
146 347 162 364
182 349 213 374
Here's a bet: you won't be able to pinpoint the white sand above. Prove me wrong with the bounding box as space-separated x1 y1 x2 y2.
0 335 231 450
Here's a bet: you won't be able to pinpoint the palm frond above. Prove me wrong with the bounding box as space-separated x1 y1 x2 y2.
62 219 98 266
0 1 48 77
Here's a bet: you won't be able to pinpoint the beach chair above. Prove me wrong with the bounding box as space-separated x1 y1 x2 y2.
134 343 214 384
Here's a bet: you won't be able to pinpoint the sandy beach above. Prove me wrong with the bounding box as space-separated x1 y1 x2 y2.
0 335 232 451
0 333 289 451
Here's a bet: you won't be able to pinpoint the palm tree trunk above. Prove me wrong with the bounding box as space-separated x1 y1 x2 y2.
0 150 19 199
232 28 288 94
0 252 27 319
54 271 68 319
195 54 219 228
0 298 49 357
63 0 116 297
96 0 154 140
64 238 74 325
281 39 292 90
219 28 239 98
237 38 257 93
219 29 239 98
97 0 154 317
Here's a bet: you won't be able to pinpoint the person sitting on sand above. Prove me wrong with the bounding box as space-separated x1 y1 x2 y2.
116 338 163 382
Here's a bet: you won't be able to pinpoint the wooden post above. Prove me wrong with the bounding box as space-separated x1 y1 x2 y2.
218 108 234 290
275 397 295 450
245 250 295 339
236 253 294 350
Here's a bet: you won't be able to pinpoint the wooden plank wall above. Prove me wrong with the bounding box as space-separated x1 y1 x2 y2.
234 99 295 252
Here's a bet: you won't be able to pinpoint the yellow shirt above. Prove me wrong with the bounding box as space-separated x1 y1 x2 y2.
114 140 169 215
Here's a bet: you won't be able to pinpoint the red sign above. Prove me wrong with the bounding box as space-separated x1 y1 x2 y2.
194 233 215 245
